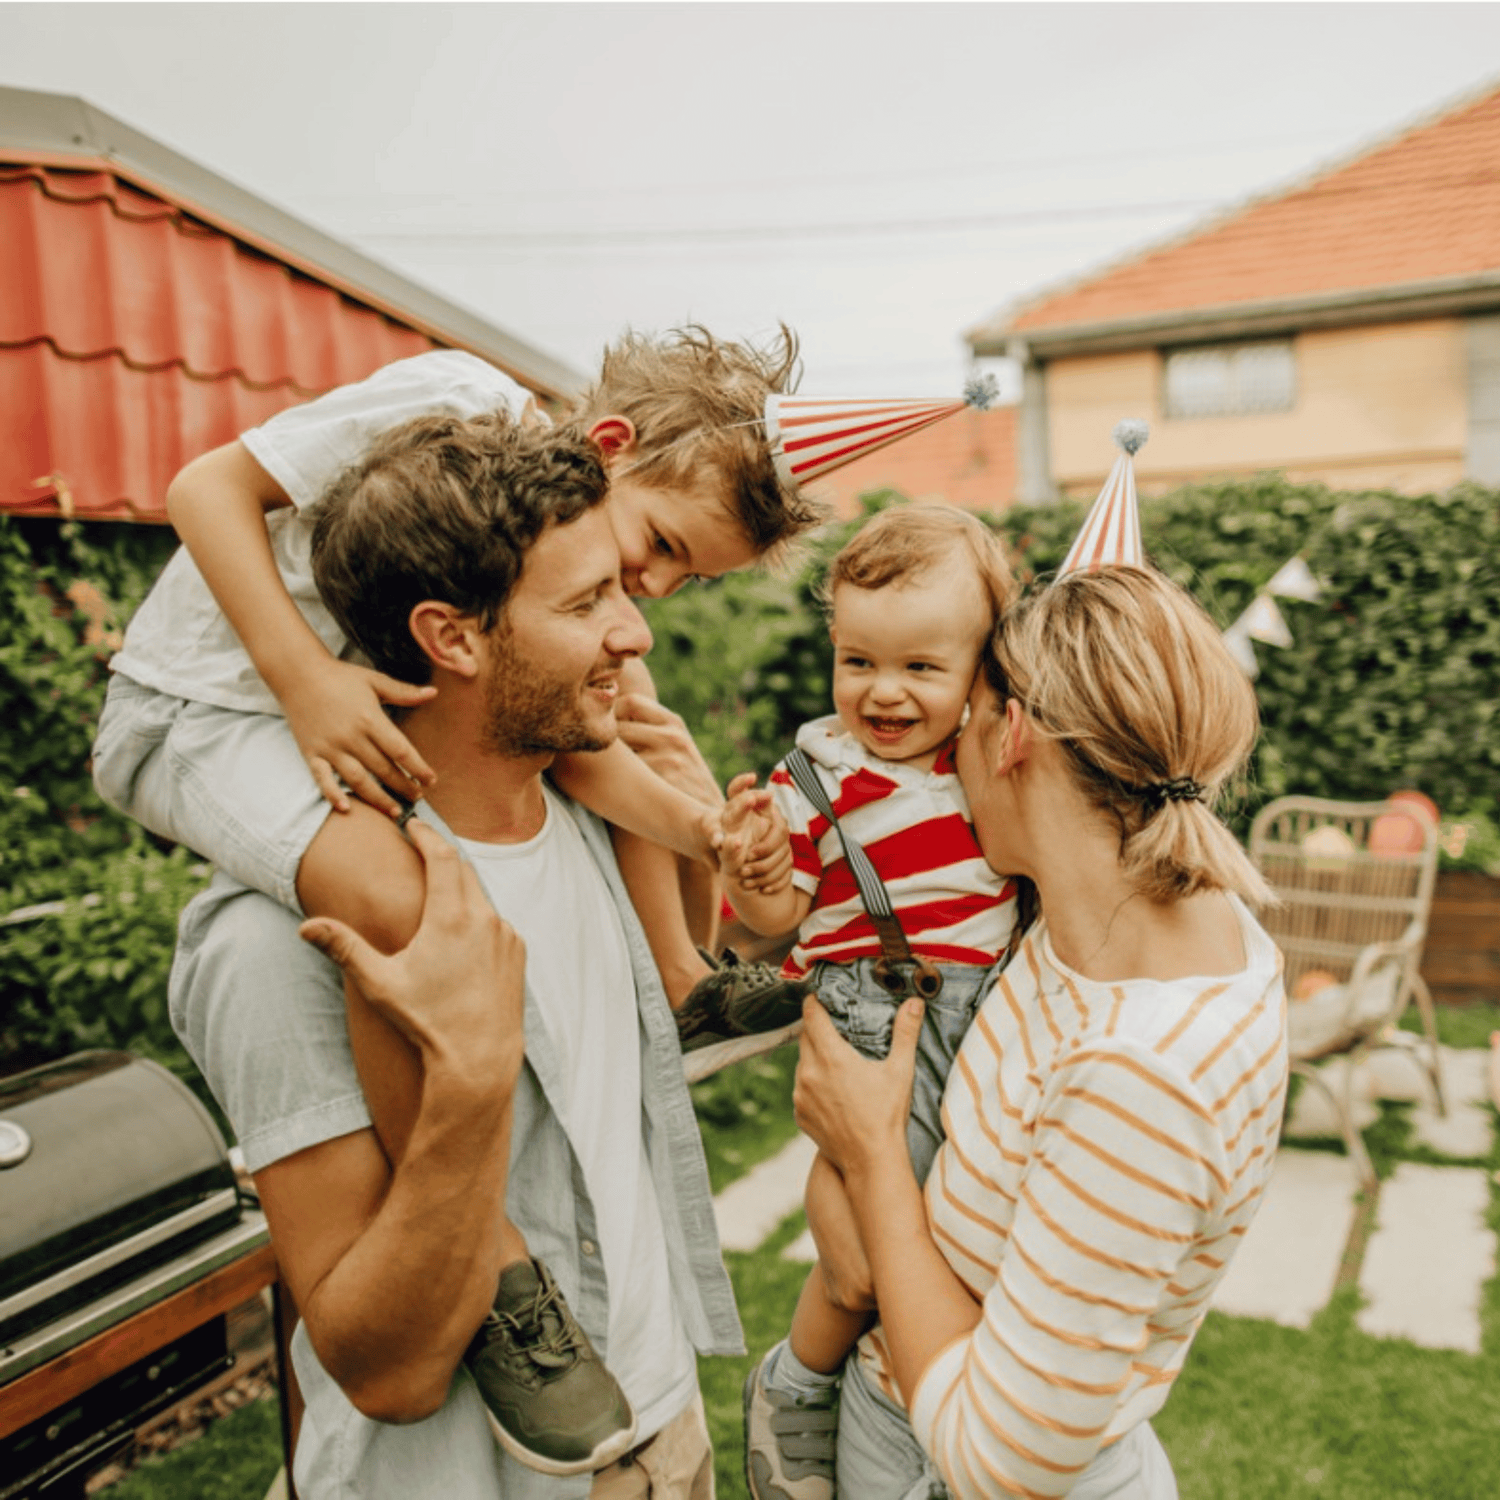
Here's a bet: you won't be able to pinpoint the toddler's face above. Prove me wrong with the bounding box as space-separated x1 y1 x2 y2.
830 569 991 772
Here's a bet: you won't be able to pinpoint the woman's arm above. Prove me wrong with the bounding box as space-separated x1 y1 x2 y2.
794 999 982 1386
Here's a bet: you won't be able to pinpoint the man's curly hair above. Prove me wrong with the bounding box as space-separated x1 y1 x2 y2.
310 410 608 684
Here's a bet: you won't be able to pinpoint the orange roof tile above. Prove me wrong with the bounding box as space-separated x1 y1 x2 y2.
807 405 1016 517
998 80 1500 338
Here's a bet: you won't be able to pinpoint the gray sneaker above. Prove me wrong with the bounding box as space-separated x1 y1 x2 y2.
676 948 815 1054
466 1257 636 1476
743 1347 838 1500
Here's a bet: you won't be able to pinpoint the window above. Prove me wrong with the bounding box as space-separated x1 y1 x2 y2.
1163 340 1296 418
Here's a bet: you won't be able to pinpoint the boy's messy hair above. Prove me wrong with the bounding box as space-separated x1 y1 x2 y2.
819 503 1015 623
573 324 827 564
311 410 608 684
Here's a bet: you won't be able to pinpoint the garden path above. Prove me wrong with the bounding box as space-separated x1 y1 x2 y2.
713 1045 1498 1354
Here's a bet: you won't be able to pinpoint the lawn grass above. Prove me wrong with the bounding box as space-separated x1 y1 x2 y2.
95 1022 1500 1497
104 1395 282 1500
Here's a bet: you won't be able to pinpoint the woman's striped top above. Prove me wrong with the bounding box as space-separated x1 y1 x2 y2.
858 895 1288 1498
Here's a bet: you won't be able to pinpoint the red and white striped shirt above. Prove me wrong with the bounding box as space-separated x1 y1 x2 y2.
768 717 1016 980
859 896 1288 1498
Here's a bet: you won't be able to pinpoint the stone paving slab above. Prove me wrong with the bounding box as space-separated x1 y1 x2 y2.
1211 1150 1360 1327
713 1131 816 1252
1356 1162 1496 1353
1284 1045 1494 1158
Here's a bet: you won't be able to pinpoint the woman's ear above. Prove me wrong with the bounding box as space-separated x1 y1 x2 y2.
995 696 1030 776
408 602 484 680
587 415 637 462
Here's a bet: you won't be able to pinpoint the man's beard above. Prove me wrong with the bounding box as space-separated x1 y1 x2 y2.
480 625 616 758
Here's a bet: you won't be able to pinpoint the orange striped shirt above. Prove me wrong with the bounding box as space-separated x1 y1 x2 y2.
859 896 1287 1498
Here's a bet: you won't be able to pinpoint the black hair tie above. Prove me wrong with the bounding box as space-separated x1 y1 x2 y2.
1142 776 1204 812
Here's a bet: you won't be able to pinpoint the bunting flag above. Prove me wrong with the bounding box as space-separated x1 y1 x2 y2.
1222 553 1325 677
765 394 971 489
1058 420 1148 576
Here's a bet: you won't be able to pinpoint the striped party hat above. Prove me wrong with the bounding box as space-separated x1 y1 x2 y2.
764 375 997 490
1058 420 1148 576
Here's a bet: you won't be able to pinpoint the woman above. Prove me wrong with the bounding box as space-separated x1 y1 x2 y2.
792 565 1288 1499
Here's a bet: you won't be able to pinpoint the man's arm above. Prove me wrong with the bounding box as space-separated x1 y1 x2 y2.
258 822 524 1422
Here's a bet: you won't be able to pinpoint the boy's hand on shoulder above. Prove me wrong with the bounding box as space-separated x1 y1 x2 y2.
281 658 439 819
614 692 723 809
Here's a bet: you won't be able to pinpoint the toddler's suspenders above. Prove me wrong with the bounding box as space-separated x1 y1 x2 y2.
784 748 944 1000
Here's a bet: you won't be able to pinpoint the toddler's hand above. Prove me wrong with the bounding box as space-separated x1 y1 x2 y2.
282 658 438 818
717 773 794 895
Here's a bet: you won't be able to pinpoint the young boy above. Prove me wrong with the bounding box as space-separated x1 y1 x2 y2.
718 505 1021 1500
91 331 818 1474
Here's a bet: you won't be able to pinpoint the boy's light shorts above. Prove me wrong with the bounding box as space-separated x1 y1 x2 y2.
93 673 331 913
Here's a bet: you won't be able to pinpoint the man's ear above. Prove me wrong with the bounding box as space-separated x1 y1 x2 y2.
408 601 484 680
588 415 637 462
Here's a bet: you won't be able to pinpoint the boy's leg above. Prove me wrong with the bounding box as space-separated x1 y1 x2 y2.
299 807 636 1476
744 1156 860 1500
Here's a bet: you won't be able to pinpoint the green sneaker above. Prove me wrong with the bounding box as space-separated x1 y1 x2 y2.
676 948 815 1054
743 1346 838 1500
466 1257 637 1476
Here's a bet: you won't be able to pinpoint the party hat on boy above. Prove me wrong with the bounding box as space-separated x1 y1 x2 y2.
764 375 998 490
1057 420 1148 576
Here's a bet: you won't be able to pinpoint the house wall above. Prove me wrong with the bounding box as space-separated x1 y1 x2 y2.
1045 318 1469 499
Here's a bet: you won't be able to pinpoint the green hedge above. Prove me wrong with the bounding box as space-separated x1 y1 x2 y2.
643 478 1500 845
4 475 1497 1081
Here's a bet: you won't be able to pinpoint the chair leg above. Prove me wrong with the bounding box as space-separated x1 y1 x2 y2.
1291 1059 1377 1192
1409 974 1447 1116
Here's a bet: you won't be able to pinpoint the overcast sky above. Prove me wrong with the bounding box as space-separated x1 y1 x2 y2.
6 3 1500 397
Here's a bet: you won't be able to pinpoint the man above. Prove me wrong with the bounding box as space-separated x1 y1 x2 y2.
169 411 742 1499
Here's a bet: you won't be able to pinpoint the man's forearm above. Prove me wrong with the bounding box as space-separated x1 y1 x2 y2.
284 1071 514 1422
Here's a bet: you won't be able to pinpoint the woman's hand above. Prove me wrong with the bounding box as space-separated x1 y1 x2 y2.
794 996 924 1179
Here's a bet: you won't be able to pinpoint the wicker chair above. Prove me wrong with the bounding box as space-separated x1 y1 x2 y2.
1249 795 1445 1187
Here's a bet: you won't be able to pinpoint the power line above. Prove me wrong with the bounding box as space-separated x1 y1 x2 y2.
350 198 1215 248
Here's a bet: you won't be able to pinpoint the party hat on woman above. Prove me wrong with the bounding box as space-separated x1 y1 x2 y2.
764 375 998 490
1058 420 1148 576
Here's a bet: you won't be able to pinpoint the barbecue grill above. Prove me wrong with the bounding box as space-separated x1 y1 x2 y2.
0 1050 277 1498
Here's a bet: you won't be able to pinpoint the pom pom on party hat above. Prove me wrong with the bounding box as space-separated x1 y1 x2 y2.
763 374 999 490
1057 420 1148 576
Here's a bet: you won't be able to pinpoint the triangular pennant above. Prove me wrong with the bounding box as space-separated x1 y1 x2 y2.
764 395 970 488
1241 594 1293 648
1266 555 1322 603
1058 420 1148 576
1222 619 1260 678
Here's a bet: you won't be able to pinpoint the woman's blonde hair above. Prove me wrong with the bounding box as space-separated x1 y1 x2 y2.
819 503 1015 622
985 566 1273 906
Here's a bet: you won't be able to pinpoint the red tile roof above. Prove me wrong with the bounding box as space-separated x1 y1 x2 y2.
1 86 583 524
990 80 1500 340
807 405 1017 517
1 164 437 521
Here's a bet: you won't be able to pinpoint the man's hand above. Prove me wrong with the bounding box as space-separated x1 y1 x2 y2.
281 657 438 818
300 821 525 1092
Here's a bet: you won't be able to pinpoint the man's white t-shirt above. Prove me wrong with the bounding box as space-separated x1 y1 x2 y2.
109 351 532 717
456 783 697 1440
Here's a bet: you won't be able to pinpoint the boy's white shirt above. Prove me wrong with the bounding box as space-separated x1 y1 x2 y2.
109 351 532 717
